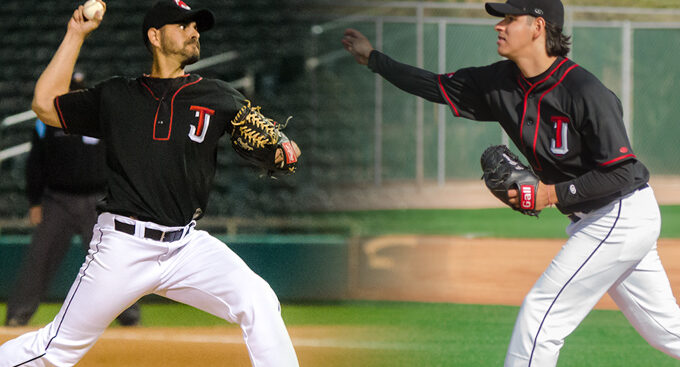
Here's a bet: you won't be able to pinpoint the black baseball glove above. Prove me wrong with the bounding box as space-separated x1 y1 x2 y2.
480 145 540 217
230 100 298 176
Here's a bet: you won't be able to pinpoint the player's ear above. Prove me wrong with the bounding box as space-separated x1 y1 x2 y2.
147 27 161 49
533 17 546 39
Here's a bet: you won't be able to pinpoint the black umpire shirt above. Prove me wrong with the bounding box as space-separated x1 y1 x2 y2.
26 121 106 206
55 74 247 227
368 51 649 214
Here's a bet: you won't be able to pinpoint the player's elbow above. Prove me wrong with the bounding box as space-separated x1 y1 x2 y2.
31 95 61 128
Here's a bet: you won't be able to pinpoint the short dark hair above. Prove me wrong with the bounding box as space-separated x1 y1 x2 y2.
545 21 571 57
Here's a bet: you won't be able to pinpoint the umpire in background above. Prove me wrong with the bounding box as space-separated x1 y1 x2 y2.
5 71 140 327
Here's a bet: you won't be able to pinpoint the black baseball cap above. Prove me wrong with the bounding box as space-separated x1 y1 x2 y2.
142 0 215 47
485 0 564 29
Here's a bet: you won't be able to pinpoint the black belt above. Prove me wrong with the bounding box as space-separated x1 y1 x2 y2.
114 220 187 242
568 214 582 223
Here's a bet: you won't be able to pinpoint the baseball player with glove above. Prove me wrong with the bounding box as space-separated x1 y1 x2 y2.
342 0 680 365
0 1 300 366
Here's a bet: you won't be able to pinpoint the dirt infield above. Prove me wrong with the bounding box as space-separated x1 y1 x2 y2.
348 236 680 310
0 325 407 367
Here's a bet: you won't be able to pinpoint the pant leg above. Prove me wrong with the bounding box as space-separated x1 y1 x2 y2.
72 193 141 326
505 187 661 367
609 243 680 358
0 214 160 367
6 191 77 325
155 230 299 367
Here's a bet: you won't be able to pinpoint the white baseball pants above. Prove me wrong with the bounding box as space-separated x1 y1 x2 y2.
505 186 680 366
0 213 299 367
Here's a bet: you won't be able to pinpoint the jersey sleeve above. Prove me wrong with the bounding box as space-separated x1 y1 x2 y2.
367 50 444 103
437 65 499 122
580 85 636 167
54 85 103 138
212 79 248 137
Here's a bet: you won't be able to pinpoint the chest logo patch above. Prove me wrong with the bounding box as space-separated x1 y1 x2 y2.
189 105 215 143
550 116 570 155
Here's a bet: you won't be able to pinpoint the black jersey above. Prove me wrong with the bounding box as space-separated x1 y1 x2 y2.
54 74 247 226
368 51 649 214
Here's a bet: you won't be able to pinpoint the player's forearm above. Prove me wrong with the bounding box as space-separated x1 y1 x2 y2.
554 160 641 212
32 32 85 127
367 50 444 104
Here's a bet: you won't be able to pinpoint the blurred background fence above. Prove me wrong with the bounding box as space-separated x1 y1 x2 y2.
2 1 680 228
310 2 680 188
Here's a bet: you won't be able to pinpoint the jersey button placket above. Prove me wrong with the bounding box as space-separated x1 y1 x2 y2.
154 98 172 140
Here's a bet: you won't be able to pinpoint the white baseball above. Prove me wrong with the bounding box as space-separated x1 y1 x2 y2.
83 0 104 20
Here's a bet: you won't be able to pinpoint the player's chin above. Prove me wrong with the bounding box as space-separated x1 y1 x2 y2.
497 46 509 58
182 52 200 66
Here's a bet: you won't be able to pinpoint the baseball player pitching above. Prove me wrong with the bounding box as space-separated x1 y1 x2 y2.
343 0 680 365
0 1 300 366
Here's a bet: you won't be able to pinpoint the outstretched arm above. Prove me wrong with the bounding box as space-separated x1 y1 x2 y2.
32 1 106 127
342 28 443 103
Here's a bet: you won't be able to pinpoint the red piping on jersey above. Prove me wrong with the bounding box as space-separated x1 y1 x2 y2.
520 73 534 87
533 63 579 170
153 77 204 141
438 73 460 117
517 75 528 94
518 58 569 169
600 153 636 166
140 74 193 100
54 96 68 131
140 81 160 100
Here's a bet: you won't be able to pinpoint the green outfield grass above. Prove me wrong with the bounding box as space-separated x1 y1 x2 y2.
307 205 680 238
2 301 678 366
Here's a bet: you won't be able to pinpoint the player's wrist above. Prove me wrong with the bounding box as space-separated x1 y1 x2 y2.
546 185 557 207
63 29 88 45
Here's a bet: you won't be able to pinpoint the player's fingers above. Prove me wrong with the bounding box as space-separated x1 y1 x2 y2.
93 9 104 22
274 148 284 164
343 28 359 38
72 8 82 23
94 0 106 21
75 5 85 22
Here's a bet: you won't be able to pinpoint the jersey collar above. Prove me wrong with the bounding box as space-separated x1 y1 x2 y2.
517 57 576 93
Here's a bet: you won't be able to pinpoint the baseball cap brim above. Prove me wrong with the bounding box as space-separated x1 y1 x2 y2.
485 3 526 18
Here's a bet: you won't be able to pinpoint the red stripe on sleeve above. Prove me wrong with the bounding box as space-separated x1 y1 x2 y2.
600 153 636 166
54 96 68 132
438 74 460 117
